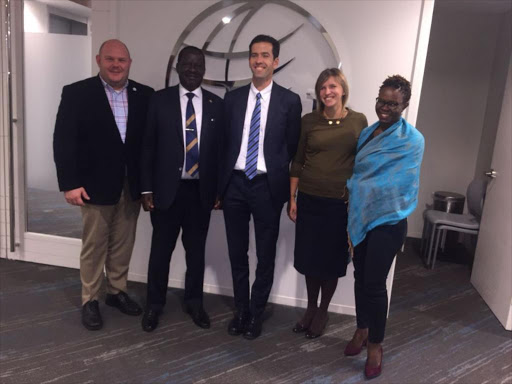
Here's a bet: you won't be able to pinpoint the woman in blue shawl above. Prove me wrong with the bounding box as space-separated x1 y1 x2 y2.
344 75 424 380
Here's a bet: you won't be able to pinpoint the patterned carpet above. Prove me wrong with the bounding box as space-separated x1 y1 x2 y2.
0 240 511 384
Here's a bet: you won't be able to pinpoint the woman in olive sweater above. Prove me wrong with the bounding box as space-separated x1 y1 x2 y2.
288 68 367 338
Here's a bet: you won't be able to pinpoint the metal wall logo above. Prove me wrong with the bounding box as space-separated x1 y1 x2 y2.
165 0 341 92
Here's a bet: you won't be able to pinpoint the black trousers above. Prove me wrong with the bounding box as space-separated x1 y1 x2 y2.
353 219 407 343
146 180 211 312
222 172 283 318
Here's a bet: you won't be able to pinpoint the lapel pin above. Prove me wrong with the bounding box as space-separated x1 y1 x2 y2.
211 118 215 121
209 99 213 103
133 87 137 91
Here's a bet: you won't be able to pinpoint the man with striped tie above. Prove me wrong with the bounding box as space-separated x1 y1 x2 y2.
219 35 302 339
140 46 223 332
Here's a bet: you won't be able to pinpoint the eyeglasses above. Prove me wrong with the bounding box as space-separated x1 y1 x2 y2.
375 98 400 109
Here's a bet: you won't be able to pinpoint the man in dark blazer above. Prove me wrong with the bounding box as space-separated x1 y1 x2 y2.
219 35 302 339
53 39 154 331
140 46 223 332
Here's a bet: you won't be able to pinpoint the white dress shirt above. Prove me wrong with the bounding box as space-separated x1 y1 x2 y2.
234 81 273 173
179 84 203 179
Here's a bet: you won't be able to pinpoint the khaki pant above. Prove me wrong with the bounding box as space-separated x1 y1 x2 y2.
80 182 140 304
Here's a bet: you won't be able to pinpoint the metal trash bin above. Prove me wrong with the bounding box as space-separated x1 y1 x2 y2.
433 191 465 214
433 191 465 252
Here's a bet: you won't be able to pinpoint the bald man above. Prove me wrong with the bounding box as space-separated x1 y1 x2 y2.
54 39 154 331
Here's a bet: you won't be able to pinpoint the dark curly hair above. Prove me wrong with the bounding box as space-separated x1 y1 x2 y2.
380 75 411 104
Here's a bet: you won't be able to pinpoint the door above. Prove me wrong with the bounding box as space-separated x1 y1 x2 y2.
470 55 512 331
9 0 92 268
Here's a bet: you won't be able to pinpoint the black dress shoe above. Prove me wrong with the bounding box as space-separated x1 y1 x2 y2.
292 322 308 333
105 291 142 316
243 317 262 340
82 300 102 331
292 307 317 333
228 311 249 336
187 307 211 329
141 309 160 332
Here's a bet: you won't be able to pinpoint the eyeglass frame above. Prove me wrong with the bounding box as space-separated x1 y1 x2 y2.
375 97 401 109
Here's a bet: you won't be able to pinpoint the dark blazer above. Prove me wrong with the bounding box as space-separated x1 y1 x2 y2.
53 76 154 205
140 85 224 210
219 82 302 204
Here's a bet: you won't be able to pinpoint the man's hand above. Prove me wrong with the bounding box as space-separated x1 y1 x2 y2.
287 199 297 223
64 187 90 206
142 193 155 212
213 197 222 210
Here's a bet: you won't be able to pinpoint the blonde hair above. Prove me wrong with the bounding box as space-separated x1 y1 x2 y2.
315 68 349 112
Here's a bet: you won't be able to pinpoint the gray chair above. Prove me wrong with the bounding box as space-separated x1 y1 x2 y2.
421 179 487 269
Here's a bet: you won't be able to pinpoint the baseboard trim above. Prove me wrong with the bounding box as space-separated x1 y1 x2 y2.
127 272 356 316
3 232 363 316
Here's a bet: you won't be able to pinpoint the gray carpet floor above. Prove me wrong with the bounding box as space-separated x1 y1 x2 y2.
1 240 511 384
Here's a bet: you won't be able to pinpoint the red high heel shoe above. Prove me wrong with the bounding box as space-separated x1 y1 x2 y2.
344 337 368 356
364 346 383 380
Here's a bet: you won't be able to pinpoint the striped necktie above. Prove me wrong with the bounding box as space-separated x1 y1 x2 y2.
245 92 261 180
185 92 199 177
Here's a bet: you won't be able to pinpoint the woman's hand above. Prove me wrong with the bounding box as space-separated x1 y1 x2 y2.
287 198 297 223
288 177 299 223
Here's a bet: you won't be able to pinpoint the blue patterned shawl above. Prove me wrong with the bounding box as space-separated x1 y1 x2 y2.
346 117 424 247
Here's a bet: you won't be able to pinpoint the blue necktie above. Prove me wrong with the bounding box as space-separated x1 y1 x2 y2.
185 92 199 177
245 92 261 180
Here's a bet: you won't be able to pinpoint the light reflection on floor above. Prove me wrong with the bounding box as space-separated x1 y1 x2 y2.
27 187 82 239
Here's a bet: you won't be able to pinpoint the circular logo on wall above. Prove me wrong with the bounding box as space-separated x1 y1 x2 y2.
166 0 341 101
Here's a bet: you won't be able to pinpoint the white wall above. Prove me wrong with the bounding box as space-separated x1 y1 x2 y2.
84 0 432 315
414 4 509 237
24 1 49 33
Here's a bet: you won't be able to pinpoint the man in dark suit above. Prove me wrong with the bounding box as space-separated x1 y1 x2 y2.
53 39 154 331
140 46 223 332
219 35 302 339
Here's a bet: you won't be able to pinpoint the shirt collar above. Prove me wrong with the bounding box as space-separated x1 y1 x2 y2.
99 75 128 93
179 84 202 100
250 80 273 100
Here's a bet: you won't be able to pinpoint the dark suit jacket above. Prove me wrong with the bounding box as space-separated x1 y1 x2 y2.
219 82 302 204
140 86 224 211
53 76 154 205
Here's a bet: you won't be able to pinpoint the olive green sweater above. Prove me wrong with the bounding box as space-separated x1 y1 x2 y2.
290 109 368 200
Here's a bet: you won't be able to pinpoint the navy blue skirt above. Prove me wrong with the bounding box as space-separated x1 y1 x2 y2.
294 191 349 279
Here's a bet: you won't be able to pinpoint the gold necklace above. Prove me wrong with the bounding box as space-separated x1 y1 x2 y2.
324 108 347 125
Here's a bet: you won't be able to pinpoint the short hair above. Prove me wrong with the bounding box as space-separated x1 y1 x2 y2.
315 68 350 112
249 35 280 59
177 46 205 63
98 39 131 58
380 75 411 104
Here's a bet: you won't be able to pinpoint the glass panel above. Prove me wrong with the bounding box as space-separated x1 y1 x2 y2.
24 0 91 238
